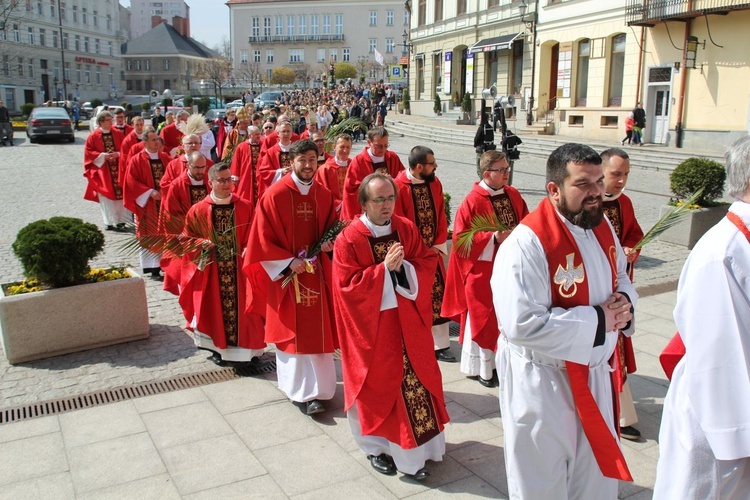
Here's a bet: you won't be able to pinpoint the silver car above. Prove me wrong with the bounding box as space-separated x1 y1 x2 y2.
26 107 75 143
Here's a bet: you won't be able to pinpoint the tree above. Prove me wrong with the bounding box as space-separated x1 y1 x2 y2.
196 56 232 103
291 63 313 89
271 67 295 87
0 0 37 99
334 62 357 81
234 61 263 91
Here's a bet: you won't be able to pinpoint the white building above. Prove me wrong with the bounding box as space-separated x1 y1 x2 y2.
0 0 126 110
129 0 190 40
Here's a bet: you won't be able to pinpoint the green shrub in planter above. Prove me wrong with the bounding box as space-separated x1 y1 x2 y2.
11 217 105 288
670 157 726 207
443 192 452 228
461 93 472 113
197 97 211 114
402 89 410 111
141 102 151 112
183 96 194 108
90 98 103 108
434 94 442 115
21 103 35 117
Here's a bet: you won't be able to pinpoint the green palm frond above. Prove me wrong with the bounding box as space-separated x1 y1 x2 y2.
632 188 705 251
325 117 366 141
453 213 508 258
281 219 349 288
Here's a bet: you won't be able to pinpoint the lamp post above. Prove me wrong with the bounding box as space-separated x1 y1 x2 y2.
401 29 412 100
53 76 59 101
518 0 537 126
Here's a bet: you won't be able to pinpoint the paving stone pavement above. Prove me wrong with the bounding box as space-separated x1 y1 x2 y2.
0 129 697 498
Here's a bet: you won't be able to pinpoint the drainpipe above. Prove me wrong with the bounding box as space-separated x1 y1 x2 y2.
675 18 691 148
526 0 539 126
634 26 645 104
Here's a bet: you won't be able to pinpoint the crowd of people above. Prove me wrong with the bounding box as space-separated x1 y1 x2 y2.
81 87 750 497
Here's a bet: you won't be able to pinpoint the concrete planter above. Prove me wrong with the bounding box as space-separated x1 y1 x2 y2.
657 204 729 250
0 269 149 364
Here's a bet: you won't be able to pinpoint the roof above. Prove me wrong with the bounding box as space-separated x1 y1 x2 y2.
122 23 218 58
468 33 523 54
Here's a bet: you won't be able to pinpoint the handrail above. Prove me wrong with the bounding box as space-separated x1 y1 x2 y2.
542 96 557 130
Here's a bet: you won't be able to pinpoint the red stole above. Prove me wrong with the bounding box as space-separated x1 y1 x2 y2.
522 197 632 481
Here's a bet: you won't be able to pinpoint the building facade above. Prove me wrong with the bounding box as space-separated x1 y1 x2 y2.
129 0 190 40
0 0 126 110
227 0 408 89
122 22 216 96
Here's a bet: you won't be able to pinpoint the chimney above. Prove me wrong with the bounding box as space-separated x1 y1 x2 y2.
151 15 163 29
172 16 189 38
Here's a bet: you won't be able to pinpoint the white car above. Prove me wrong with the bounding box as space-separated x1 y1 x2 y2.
227 99 244 108
89 105 125 132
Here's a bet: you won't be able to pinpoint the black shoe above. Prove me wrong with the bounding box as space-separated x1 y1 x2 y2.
368 453 396 475
116 223 127 232
406 468 430 481
208 352 226 366
478 370 499 388
106 225 116 231
620 426 641 441
306 400 325 415
435 348 457 363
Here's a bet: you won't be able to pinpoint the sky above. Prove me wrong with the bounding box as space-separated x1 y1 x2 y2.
120 0 230 50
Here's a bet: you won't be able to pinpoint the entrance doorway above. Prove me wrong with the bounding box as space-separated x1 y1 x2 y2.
648 85 671 145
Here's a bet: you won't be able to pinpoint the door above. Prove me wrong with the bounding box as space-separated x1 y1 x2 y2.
549 44 559 111
650 86 670 144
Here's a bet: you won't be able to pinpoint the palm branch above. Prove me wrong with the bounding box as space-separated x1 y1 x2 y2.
281 219 349 289
453 213 508 258
632 188 704 251
325 117 366 142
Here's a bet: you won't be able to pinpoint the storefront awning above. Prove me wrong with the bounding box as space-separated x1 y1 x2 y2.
468 33 523 54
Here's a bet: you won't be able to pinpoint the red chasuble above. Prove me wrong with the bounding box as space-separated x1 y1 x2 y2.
215 118 235 158
179 195 265 350
257 144 292 199
118 131 141 187
260 130 300 155
83 128 125 202
442 183 529 349
113 123 133 137
393 171 450 326
341 148 405 220
602 193 643 387
160 155 214 198
332 216 449 448
123 149 172 235
245 175 337 354
522 197 632 481
230 140 263 207
159 171 211 295
314 157 350 215
160 122 183 156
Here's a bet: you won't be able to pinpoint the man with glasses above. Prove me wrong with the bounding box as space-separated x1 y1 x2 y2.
246 139 338 417
258 121 296 198
393 146 455 363
112 108 133 137
230 125 263 207
341 127 405 220
160 134 213 198
119 117 146 185
443 151 529 387
181 163 266 366
311 131 332 166
332 172 448 480
84 110 129 231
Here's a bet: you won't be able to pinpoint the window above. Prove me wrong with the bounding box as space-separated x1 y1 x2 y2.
52 31 58 48
275 16 283 35
323 14 331 34
63 33 69 49
369 38 377 53
457 0 467 15
289 49 304 63
145 79 151 91
109 68 113 85
370 11 377 26
27 27 34 45
74 35 80 51
317 48 326 62
39 29 45 46
164 79 170 89
287 15 294 36
240 50 248 63
108 41 113 56
254 50 261 63
84 37 89 53
76 64 81 83
311 15 318 36
50 4 54 17
72 6 78 22
386 9 394 25
60 5 65 20
96 68 101 84
135 80 142 91
2 56 8 76
145 59 150 70
264 17 271 37
252 17 260 37
343 48 350 62
127 60 131 71
18 57 23 77
127 80 133 91
386 38 394 53
64 64 70 82
28 58 34 78
135 60 141 71
576 39 590 106
266 49 274 63
330 48 338 62
418 0 426 26
95 38 100 54
37 1 42 14
13 24 20 43
512 41 523 95
85 66 91 84
106 15 111 30
40 59 47 69
404 8 409 25
82 7 87 24
93 11 98 27
608 34 626 107
298 15 306 35
435 0 443 22
335 14 343 35
163 59 170 70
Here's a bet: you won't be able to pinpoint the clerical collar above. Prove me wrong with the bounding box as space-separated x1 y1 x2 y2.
334 157 349 167
291 172 313 195
135 133 143 140
406 168 424 185
187 173 203 185
278 142 291 152
604 191 623 201
367 149 385 163
211 191 232 205
146 150 160 159
479 180 505 195
361 213 392 237
239 129 247 136
318 154 326 161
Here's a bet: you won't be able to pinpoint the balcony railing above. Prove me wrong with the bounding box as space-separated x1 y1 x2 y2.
248 34 345 44
626 0 750 26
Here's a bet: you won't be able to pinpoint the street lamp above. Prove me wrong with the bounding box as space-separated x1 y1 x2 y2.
53 76 59 100
518 0 537 126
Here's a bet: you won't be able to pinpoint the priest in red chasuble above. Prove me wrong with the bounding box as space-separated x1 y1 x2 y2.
160 109 188 157
229 125 263 207
159 151 212 296
180 163 265 365
160 134 213 198
442 151 529 387
315 133 352 217
123 129 173 278
245 139 338 416
393 146 455 363
333 173 449 481
601 147 644 442
257 121 296 198
341 127 405 220
83 110 128 231
491 143 637 498
118 116 146 188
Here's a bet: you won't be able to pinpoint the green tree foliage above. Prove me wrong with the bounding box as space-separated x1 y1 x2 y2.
12 217 105 288
433 94 442 115
197 97 211 114
21 102 35 117
90 98 103 107
271 67 296 86
334 62 357 80
670 157 726 206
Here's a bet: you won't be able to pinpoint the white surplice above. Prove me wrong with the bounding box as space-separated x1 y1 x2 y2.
491 212 636 500
654 201 750 499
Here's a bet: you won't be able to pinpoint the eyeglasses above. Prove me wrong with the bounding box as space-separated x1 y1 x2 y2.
314 139 325 143
424 161 437 166
101 117 113 121
487 167 511 174
183 142 200 146
263 126 273 130
369 195 396 204
213 177 233 184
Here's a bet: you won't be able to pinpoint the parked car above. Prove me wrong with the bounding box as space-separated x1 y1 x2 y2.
253 91 284 109
226 99 244 108
80 102 94 119
88 105 126 132
26 107 75 143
